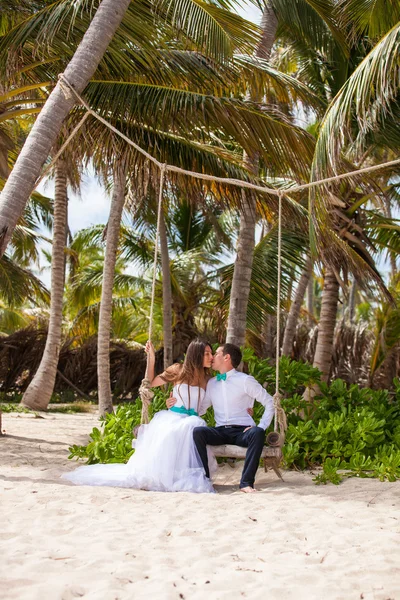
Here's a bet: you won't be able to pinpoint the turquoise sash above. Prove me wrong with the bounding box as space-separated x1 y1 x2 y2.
170 406 198 417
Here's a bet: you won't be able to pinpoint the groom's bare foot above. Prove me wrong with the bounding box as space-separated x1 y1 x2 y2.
240 486 257 494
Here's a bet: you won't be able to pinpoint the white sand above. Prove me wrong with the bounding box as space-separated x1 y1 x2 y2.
1 412 399 600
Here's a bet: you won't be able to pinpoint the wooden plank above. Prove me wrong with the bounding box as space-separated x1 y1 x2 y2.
209 444 282 459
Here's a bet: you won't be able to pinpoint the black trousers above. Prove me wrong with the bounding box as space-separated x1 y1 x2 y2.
193 425 265 489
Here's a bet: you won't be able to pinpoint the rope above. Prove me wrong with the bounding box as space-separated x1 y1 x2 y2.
148 164 166 345
139 164 167 426
264 191 287 448
55 74 400 200
274 191 283 433
35 111 90 188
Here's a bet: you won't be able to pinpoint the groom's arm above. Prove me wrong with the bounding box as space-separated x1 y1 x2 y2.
244 376 274 430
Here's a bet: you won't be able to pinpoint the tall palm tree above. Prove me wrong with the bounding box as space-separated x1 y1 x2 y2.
225 0 345 346
0 0 135 256
281 255 312 356
97 166 127 416
21 159 69 410
306 4 400 381
226 1 278 347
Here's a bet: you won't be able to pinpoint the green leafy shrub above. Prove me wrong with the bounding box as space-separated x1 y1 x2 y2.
283 377 400 483
68 351 400 483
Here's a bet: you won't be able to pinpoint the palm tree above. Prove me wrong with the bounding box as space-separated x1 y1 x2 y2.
0 186 51 335
226 1 278 347
65 228 142 343
281 256 312 356
225 0 345 346
21 159 69 410
0 0 134 256
97 166 127 416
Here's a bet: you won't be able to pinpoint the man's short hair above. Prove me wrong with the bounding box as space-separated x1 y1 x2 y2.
222 343 242 368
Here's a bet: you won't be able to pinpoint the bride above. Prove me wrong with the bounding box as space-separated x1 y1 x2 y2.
62 339 217 493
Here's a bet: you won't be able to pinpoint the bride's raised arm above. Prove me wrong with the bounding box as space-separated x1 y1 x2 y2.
145 341 181 387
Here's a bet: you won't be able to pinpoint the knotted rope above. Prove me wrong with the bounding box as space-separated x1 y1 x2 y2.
55 74 400 199
266 191 287 448
138 164 167 426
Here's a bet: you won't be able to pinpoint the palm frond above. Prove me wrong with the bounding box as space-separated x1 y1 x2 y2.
0 0 260 79
337 0 400 41
0 254 49 306
81 80 315 179
312 22 400 175
216 225 309 332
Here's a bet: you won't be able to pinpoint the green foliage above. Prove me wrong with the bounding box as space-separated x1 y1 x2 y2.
68 385 218 464
0 403 31 414
283 377 400 484
68 351 400 484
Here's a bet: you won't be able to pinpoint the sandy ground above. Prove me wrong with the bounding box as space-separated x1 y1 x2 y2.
1 412 400 600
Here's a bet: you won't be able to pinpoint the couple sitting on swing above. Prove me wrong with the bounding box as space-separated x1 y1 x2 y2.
63 339 274 494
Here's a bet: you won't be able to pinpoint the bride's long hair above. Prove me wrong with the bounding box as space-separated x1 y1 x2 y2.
177 338 211 386
161 339 211 410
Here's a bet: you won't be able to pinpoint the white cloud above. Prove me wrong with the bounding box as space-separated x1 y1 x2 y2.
236 2 262 23
38 168 110 234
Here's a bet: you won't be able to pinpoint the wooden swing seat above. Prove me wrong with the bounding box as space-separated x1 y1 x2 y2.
132 438 284 481
209 444 284 481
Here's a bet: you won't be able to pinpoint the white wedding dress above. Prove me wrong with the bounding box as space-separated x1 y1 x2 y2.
62 384 216 493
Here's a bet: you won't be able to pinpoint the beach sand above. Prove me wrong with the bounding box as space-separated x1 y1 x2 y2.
1 412 399 600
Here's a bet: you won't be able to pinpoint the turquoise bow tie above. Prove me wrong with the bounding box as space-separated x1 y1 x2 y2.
216 373 227 381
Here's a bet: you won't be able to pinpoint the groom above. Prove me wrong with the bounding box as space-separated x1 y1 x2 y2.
168 343 274 493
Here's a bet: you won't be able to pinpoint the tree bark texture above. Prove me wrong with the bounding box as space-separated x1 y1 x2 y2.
348 278 357 324
281 256 312 356
97 168 126 416
313 267 340 382
307 274 314 328
226 2 278 346
159 207 173 369
226 189 257 346
0 0 131 257
384 197 397 276
21 161 68 410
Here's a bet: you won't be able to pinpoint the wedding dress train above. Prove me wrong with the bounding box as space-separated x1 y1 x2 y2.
62 384 216 493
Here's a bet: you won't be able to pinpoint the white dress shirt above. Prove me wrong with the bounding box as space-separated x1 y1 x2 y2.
200 369 274 430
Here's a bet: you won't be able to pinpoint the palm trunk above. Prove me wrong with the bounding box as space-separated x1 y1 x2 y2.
313 267 340 382
262 314 275 358
21 161 68 410
0 0 131 257
307 275 314 328
348 278 357 324
159 208 173 368
384 197 397 277
226 190 257 345
97 168 126 416
226 2 278 346
281 257 312 357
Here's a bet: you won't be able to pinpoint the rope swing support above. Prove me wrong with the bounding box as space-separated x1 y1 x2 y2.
54 74 400 474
